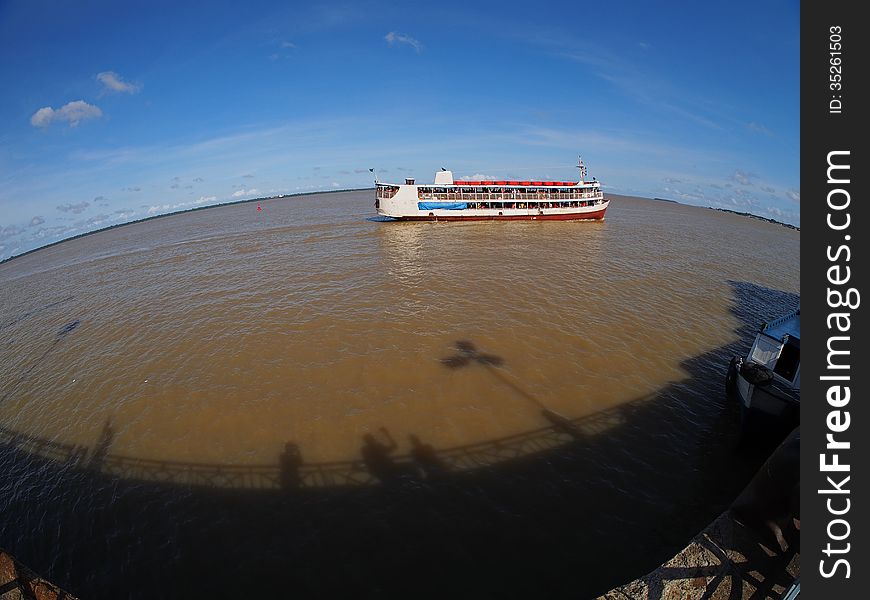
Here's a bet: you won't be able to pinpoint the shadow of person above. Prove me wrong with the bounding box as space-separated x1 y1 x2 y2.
279 442 303 490
540 409 584 440
361 428 408 484
87 418 114 472
409 434 448 480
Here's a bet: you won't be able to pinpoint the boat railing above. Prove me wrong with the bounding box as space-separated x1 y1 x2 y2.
422 191 603 202
761 309 800 333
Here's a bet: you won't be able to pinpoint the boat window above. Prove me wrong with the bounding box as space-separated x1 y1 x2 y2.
773 339 800 382
376 185 399 199
750 334 782 369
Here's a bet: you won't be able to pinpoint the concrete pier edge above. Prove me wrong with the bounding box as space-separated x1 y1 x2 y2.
598 429 800 600
0 550 78 600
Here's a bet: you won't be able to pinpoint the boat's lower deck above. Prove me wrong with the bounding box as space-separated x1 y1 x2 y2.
393 207 607 221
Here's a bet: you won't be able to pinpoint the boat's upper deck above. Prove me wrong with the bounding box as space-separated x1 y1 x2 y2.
760 309 800 344
375 167 604 202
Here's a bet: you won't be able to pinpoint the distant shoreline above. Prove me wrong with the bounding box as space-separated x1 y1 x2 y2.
708 207 800 231
0 188 371 266
1 190 797 265
652 196 799 231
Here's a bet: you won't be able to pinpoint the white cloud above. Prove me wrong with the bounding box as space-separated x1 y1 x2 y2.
147 196 217 215
281 41 296 49
232 188 259 198
96 71 141 94
786 189 800 203
457 173 497 181
30 107 55 128
80 214 113 228
385 31 422 52
747 122 773 136
29 216 45 227
0 225 23 241
30 100 103 128
662 186 707 203
731 170 753 185
56 201 90 214
32 225 74 240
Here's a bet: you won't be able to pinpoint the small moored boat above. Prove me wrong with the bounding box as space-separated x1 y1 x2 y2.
726 308 800 435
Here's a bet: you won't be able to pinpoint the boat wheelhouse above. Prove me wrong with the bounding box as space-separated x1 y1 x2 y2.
374 158 608 221
726 308 800 434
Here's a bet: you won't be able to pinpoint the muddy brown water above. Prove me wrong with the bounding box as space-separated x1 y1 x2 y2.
0 191 799 598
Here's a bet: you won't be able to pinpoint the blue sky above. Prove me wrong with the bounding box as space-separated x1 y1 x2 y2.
0 0 800 260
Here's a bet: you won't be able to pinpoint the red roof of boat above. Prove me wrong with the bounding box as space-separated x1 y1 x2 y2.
450 180 578 186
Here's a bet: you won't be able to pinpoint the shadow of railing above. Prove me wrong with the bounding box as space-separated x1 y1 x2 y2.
0 395 637 490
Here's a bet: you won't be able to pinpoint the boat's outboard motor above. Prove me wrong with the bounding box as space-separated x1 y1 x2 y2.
740 361 774 386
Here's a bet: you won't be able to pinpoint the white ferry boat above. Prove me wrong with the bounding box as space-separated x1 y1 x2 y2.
726 308 800 434
374 158 608 221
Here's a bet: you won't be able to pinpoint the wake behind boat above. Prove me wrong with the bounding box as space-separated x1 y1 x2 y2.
374 158 608 221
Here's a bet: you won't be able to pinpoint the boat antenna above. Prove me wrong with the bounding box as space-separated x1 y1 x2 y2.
577 156 587 183
369 167 378 184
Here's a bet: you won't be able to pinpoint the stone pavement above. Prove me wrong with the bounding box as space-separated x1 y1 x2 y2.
0 551 77 600
598 510 799 599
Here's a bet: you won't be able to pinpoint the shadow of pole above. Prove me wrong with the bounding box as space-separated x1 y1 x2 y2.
440 340 576 431
0 319 81 405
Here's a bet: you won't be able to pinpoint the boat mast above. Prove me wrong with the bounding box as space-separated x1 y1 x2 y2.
577 156 587 183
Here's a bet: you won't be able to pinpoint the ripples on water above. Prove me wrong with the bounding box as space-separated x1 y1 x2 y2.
0 192 799 598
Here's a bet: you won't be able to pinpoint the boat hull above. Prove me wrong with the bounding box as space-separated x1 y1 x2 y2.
393 207 607 221
726 356 800 439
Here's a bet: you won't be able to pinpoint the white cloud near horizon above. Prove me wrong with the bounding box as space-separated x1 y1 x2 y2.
732 170 753 185
146 196 217 215
96 71 141 94
56 201 90 214
385 32 422 52
232 188 258 198
457 173 497 181
747 122 773 136
30 100 103 128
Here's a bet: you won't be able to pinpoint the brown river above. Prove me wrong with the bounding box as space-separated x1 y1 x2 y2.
0 191 799 598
